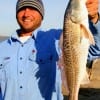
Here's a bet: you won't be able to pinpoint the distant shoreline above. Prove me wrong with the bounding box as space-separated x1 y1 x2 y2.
0 36 9 42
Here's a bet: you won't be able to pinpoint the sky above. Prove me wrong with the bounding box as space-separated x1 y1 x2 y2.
0 0 68 36
0 0 100 36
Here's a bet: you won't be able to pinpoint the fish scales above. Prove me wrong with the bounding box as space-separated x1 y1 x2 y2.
62 0 95 100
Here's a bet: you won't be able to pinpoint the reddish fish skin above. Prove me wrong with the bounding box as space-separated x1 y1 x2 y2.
62 0 95 100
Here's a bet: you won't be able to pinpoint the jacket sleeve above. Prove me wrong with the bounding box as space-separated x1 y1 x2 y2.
88 18 100 61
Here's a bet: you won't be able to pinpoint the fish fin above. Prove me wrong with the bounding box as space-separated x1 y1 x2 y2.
61 68 70 95
80 69 90 85
80 24 95 45
59 33 63 50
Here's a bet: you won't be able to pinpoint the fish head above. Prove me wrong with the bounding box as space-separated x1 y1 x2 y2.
70 0 88 23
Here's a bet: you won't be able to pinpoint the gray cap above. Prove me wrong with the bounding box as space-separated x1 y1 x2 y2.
16 0 44 19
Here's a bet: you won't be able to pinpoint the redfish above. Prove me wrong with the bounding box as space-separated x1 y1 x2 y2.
60 0 95 100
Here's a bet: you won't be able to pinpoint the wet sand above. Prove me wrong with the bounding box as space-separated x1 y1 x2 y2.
63 88 100 100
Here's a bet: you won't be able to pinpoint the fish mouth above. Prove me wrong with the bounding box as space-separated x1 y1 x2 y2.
70 10 87 23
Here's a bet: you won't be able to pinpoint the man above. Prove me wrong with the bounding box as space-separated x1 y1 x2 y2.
0 0 100 100
0 0 63 100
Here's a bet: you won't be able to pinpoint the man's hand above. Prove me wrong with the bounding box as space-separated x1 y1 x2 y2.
86 0 99 23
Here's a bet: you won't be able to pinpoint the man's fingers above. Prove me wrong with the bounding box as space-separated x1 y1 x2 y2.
86 0 99 17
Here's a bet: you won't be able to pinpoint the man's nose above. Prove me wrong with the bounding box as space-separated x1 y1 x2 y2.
23 8 31 16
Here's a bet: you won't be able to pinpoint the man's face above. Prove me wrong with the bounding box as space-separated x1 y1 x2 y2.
16 7 42 33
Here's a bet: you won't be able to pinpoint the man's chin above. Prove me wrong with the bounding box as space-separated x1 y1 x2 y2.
21 28 35 33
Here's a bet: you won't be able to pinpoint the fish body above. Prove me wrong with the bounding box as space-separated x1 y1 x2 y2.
62 0 95 100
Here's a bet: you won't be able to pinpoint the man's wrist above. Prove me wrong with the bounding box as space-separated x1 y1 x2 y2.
95 12 100 23
98 13 100 21
89 12 100 24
